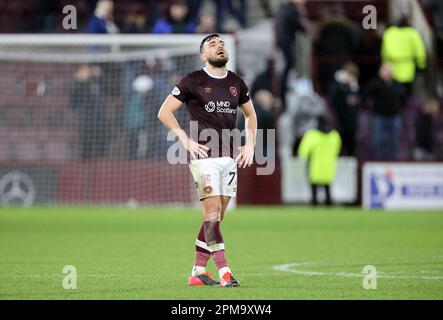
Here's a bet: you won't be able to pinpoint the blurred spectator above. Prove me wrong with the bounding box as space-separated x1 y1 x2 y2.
314 4 363 94
237 89 276 157
86 0 119 97
123 75 153 158
422 0 443 63
414 98 440 161
151 0 196 34
146 58 184 159
196 11 217 34
275 0 308 111
298 115 341 206
251 58 275 98
70 65 106 159
328 62 360 156
122 3 150 33
221 0 246 30
87 0 119 34
188 0 246 32
277 79 327 158
258 0 273 19
32 0 58 32
422 0 443 95
381 16 426 94
359 21 386 88
365 64 406 161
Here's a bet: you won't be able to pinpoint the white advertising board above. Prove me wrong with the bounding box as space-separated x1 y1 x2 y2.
363 163 443 210
282 157 357 204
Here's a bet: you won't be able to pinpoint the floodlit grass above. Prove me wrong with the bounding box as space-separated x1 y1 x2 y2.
0 206 442 299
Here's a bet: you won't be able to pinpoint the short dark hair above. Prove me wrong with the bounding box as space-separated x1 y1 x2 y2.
316 114 332 132
199 33 221 53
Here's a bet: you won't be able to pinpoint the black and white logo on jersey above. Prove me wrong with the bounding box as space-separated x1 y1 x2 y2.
204 101 236 114
205 101 216 112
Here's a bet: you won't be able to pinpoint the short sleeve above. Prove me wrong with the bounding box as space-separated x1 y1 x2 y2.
171 75 191 103
238 76 251 105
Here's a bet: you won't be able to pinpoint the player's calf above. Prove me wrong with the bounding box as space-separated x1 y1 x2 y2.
203 212 240 287
192 223 212 278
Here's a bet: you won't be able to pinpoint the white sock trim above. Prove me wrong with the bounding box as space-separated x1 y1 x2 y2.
191 265 206 277
208 243 225 252
219 266 231 279
195 239 210 251
196 239 225 253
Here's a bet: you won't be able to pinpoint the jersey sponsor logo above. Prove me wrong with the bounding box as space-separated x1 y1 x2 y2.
217 106 237 114
229 86 238 97
171 86 180 96
370 170 395 208
204 101 234 113
205 101 216 112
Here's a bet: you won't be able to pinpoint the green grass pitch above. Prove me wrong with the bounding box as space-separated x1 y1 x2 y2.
0 206 442 299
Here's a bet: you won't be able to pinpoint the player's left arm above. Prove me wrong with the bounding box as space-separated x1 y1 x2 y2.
236 99 257 168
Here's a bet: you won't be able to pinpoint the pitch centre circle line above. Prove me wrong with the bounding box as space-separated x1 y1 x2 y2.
272 261 443 280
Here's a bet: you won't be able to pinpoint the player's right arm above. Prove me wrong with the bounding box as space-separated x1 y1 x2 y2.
157 95 209 159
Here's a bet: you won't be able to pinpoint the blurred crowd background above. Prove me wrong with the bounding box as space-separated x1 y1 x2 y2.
0 0 442 163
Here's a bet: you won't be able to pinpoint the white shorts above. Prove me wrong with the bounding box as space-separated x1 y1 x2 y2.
189 157 237 200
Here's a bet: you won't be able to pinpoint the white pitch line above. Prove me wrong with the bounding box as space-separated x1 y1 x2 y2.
0 273 155 279
272 262 443 280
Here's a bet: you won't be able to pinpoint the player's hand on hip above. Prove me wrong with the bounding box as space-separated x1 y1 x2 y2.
235 143 254 168
185 138 209 160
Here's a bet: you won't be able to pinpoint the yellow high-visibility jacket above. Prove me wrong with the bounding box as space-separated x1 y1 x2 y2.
298 129 342 184
381 26 427 83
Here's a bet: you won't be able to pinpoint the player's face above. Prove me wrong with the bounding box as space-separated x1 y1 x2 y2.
201 37 229 68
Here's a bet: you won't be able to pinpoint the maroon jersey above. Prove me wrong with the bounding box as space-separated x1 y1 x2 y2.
171 68 250 158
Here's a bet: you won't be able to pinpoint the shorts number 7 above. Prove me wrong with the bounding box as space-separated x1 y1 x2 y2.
228 171 236 185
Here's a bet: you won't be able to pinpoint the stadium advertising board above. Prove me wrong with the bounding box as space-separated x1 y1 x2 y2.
363 163 443 210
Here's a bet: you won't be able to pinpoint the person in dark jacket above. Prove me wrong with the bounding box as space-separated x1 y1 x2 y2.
328 62 360 156
70 65 106 159
250 58 277 98
314 5 363 94
414 98 440 160
151 0 196 34
87 0 119 34
32 0 58 32
237 89 276 157
423 0 443 81
188 0 246 32
275 0 307 110
365 63 406 160
423 0 443 62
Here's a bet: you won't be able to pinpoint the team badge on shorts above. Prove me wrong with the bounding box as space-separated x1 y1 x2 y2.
203 186 213 194
201 174 211 184
229 86 238 97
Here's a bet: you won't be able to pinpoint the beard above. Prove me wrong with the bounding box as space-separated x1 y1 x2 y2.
207 55 229 68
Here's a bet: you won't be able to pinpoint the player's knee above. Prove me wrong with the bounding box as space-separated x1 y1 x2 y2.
204 208 221 222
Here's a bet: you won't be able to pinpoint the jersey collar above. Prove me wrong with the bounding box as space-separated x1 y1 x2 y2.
203 67 228 79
